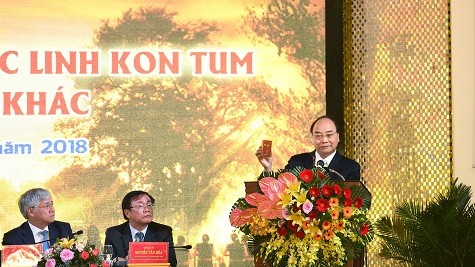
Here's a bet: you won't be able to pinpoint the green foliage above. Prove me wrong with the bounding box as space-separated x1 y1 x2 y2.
245 0 326 90
375 178 475 267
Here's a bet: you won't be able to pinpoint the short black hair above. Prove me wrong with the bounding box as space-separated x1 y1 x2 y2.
121 190 155 220
309 115 339 134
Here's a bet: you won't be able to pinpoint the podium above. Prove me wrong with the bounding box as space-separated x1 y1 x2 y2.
244 180 370 267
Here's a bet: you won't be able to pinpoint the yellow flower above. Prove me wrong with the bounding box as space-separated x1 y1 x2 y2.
294 190 308 205
278 191 293 206
249 215 272 235
286 179 301 194
58 238 76 249
307 221 322 235
288 210 304 226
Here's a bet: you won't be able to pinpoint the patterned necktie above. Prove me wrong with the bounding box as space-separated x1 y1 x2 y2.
135 232 144 242
39 230 49 252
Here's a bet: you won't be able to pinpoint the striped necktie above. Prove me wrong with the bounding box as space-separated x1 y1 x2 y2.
39 230 49 252
135 232 144 242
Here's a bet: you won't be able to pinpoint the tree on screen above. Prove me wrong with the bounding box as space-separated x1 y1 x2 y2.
245 0 326 93
49 5 325 234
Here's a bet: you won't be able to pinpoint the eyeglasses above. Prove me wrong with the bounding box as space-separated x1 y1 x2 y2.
129 202 154 210
33 202 54 210
313 132 338 141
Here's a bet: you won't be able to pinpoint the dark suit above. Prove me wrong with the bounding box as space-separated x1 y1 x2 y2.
2 221 73 246
285 150 360 180
104 221 177 267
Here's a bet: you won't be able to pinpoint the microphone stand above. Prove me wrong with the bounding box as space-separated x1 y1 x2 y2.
316 160 346 181
35 230 84 245
327 168 346 181
174 245 192 250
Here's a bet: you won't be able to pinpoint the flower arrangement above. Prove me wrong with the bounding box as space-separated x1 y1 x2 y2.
229 166 374 267
36 237 107 267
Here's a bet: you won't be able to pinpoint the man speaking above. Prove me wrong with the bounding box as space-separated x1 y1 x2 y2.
255 116 360 181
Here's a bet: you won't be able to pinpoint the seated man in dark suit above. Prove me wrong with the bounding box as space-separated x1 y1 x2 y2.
256 116 360 180
104 190 177 267
2 188 73 249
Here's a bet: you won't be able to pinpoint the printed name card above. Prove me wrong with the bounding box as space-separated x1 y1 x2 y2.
128 242 169 264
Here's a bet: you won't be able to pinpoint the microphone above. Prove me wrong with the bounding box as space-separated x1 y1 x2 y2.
174 245 192 250
316 160 346 181
68 230 84 239
35 230 84 244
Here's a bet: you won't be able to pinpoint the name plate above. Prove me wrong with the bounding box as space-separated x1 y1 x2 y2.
128 242 169 264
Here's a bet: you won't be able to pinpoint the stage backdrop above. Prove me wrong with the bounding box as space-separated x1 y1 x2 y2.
0 1 326 266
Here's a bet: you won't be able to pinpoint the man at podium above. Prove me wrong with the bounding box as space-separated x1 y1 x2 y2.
104 190 177 267
255 116 361 181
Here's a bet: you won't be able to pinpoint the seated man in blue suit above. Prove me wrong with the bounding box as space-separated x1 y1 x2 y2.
2 188 73 249
104 190 177 267
256 116 360 181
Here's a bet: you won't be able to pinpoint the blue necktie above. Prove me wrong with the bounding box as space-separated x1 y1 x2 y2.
39 230 49 252
135 232 144 242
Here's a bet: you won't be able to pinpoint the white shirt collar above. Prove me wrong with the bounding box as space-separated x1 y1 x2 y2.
28 221 49 243
129 224 148 241
315 150 337 167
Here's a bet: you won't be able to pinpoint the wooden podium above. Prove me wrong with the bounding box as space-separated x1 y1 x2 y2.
244 180 370 267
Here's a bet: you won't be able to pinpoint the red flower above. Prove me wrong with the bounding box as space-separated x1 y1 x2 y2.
90 264 99 267
360 223 370 236
309 186 320 197
344 198 352 207
277 226 288 236
316 198 329 212
100 263 109 267
287 221 299 232
308 210 318 219
317 170 326 179
321 185 333 197
92 248 100 256
353 197 363 209
343 188 352 199
292 203 300 212
299 169 314 183
295 229 305 239
333 184 342 195
80 251 89 260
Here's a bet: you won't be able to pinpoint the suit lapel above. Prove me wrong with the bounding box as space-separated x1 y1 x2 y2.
48 222 61 243
20 222 35 244
329 151 342 170
143 222 157 242
120 222 133 252
304 151 315 169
